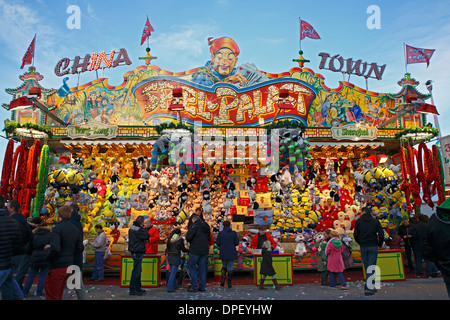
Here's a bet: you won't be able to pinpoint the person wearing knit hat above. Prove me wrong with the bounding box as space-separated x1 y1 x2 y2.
191 36 266 87
424 198 450 298
191 36 244 86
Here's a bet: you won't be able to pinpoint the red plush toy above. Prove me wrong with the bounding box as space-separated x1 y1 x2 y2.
316 219 332 232
94 178 107 198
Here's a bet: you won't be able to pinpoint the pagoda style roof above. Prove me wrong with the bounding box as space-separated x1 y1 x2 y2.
388 73 430 103
5 66 56 98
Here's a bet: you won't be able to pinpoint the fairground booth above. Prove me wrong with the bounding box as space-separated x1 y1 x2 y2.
1 29 446 285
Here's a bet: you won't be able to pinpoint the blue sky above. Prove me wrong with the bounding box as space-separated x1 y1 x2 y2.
0 0 449 154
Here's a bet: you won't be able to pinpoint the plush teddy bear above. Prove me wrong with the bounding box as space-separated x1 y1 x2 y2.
94 178 107 198
136 191 149 210
118 177 134 197
114 195 131 228
123 161 134 178
294 233 308 259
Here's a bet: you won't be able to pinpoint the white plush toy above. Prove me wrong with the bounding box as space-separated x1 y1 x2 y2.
294 233 308 258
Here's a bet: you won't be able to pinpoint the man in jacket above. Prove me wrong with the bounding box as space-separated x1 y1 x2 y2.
215 220 239 288
186 214 211 292
410 214 436 278
397 217 415 273
68 202 87 300
249 226 277 251
0 196 21 300
44 204 84 300
128 216 150 295
90 225 108 282
354 206 384 296
7 200 32 294
424 198 450 298
144 218 160 254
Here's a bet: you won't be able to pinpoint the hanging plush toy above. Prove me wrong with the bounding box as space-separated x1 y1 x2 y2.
94 178 107 198
150 134 170 171
114 195 131 228
202 190 213 219
175 210 189 226
294 233 308 259
136 191 149 210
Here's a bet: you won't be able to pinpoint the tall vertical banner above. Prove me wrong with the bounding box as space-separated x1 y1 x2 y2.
439 134 450 186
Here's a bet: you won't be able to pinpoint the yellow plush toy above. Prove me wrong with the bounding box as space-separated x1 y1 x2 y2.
129 207 149 225
124 161 135 178
118 177 134 197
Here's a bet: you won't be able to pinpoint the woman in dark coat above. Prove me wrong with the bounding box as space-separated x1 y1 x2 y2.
259 240 281 290
22 223 52 296
215 220 239 288
165 229 188 292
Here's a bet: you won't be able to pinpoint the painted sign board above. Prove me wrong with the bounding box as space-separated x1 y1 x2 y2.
120 255 161 287
253 254 294 286
67 121 118 139
47 36 408 130
439 134 450 186
362 250 406 282
332 123 377 141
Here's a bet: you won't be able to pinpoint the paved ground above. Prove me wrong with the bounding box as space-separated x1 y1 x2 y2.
17 272 448 318
23 274 448 301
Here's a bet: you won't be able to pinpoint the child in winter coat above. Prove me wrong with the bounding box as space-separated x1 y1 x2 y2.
165 229 188 292
317 241 329 286
22 222 52 296
386 229 404 250
325 230 347 289
259 240 282 290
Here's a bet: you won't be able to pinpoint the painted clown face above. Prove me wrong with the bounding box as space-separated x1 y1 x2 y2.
211 47 238 77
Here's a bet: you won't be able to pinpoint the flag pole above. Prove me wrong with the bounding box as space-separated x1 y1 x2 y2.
403 42 407 74
299 17 302 52
146 15 150 49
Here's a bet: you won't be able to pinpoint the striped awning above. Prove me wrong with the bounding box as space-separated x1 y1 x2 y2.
309 141 384 148
60 140 155 146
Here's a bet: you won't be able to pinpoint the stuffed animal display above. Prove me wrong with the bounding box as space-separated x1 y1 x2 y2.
36 135 408 265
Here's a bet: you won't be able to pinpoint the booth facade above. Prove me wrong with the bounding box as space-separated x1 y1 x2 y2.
1 37 442 277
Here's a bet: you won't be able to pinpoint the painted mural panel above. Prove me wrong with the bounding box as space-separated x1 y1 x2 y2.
48 36 399 129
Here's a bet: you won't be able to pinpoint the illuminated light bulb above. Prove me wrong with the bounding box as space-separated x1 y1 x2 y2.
89 52 98 71
95 49 115 69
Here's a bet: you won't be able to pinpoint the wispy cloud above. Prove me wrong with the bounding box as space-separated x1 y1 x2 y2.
151 23 219 70
0 0 43 54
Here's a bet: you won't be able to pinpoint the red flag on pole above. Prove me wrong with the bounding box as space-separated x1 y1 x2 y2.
21 35 35 69
300 19 320 40
405 44 435 67
140 17 155 45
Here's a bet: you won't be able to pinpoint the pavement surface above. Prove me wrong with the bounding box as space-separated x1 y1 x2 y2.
17 271 448 318
22 271 448 301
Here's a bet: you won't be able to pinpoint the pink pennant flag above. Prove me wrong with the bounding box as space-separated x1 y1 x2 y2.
405 44 435 67
300 19 320 40
141 17 155 45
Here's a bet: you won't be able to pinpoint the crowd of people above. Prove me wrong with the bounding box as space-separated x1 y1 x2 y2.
0 194 449 300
